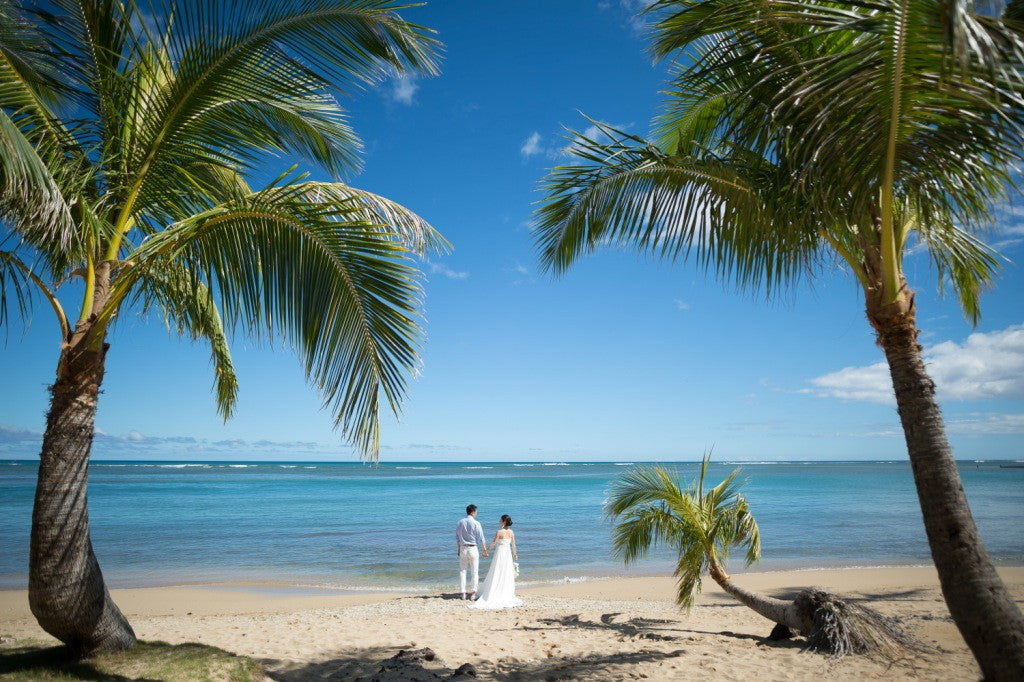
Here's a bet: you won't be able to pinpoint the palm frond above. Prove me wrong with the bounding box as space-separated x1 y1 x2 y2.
129 260 239 420
116 0 442 242
673 539 707 610
0 247 33 333
0 108 76 250
610 504 686 564
914 217 1004 325
535 123 817 293
299 181 449 255
605 465 687 518
607 457 763 605
0 0 70 109
111 179 433 460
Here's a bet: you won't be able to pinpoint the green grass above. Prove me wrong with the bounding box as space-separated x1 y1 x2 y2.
0 638 264 681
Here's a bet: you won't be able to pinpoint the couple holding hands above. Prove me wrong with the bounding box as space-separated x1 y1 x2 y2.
455 504 522 609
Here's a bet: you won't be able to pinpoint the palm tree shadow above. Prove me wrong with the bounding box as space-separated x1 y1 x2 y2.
520 613 682 641
264 645 477 681
265 645 398 681
488 648 688 681
845 588 930 602
675 627 805 649
411 592 470 601
264 644 689 682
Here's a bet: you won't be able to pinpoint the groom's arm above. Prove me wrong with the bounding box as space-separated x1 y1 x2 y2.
475 522 487 555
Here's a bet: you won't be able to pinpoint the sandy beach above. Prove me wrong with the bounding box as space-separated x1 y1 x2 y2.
3 566 1022 680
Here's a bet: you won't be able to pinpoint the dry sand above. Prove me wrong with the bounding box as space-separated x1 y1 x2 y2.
2 566 1022 680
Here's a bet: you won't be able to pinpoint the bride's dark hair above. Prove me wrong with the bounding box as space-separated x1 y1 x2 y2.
500 514 513 527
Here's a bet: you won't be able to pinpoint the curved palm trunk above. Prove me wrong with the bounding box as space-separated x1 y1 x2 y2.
868 284 1024 679
707 557 810 633
29 306 136 655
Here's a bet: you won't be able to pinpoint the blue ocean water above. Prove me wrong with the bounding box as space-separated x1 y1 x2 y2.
1 459 1022 591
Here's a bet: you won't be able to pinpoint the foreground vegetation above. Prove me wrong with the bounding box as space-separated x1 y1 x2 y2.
0 639 263 681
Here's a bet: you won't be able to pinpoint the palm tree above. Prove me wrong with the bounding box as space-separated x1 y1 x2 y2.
1 0 441 655
607 457 920 657
608 459 771 616
536 1 1024 677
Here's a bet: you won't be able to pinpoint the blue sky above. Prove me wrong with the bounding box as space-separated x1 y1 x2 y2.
2 1 1023 462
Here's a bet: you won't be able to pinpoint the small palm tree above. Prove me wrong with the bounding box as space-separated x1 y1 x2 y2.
1 0 441 655
607 459 795 621
607 457 920 657
537 1 1024 675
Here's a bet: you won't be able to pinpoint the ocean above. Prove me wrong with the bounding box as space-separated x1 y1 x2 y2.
1 459 1022 592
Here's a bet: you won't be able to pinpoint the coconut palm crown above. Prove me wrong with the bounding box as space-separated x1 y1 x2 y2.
607 457 761 609
1 0 445 457
1 0 443 655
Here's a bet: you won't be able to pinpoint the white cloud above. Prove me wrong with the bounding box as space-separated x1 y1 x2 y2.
429 261 469 280
506 261 534 286
808 324 1024 404
127 430 145 442
521 132 543 157
807 362 893 403
391 75 418 105
946 413 1024 435
673 299 690 311
621 0 654 34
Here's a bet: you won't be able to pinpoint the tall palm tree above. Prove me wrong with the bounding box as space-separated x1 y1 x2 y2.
535 1 1024 677
607 458 921 657
0 0 442 655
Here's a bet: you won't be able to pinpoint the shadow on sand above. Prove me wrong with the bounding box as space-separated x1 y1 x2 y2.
412 592 473 601
264 645 688 682
524 612 681 641
262 609 814 680
265 646 476 681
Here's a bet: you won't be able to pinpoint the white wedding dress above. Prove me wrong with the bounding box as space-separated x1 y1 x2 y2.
469 538 522 609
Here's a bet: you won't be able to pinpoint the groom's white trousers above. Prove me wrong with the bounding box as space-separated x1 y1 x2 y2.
459 545 479 593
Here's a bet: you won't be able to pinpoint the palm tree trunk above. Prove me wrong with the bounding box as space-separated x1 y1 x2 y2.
868 284 1024 679
29 321 136 656
707 557 810 633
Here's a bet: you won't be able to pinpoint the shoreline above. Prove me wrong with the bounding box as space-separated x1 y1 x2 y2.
4 565 1023 621
9 559 1022 595
3 567 1023 680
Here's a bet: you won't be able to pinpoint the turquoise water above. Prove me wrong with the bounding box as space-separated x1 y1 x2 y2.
1 459 1022 591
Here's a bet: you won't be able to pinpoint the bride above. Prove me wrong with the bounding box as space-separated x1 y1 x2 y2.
469 514 522 609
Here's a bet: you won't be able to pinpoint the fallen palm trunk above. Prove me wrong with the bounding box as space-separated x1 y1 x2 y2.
709 559 925 658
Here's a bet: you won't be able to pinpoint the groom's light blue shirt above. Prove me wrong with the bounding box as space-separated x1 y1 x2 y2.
455 515 486 547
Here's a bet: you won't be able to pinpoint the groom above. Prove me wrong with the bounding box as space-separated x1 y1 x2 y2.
455 504 488 600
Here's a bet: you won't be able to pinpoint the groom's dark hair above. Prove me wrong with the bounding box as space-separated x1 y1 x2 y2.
466 504 477 515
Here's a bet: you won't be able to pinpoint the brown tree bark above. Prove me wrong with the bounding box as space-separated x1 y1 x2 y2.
707 557 810 633
29 262 136 656
867 281 1024 680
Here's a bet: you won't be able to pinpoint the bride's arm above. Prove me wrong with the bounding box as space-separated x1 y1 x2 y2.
511 531 518 560
487 530 500 552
